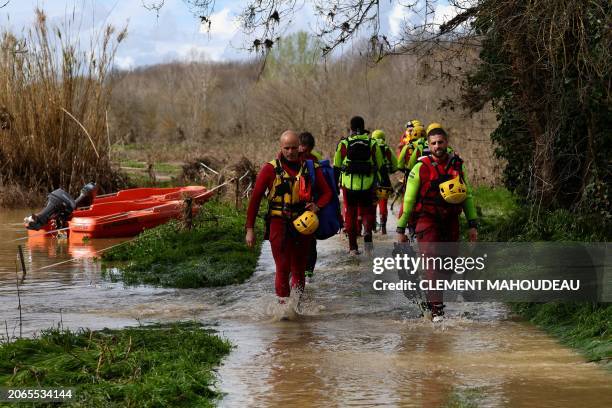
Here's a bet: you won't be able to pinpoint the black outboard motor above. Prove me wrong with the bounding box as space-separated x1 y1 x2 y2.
74 182 98 208
25 189 76 230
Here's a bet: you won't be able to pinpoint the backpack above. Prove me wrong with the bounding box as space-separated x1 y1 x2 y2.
344 137 373 175
305 159 342 240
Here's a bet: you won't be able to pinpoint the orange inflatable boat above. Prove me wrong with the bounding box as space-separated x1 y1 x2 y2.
69 192 213 239
26 184 212 238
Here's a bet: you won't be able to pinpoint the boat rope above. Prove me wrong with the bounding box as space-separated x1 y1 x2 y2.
21 237 140 274
11 227 70 242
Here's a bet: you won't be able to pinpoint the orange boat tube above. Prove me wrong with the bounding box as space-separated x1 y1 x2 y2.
69 190 213 239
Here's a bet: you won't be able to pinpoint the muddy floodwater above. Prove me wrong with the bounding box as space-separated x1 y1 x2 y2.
1 208 611 407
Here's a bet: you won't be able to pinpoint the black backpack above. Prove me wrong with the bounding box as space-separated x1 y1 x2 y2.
344 137 373 175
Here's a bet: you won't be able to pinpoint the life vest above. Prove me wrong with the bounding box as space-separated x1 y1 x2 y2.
267 159 313 218
414 154 465 218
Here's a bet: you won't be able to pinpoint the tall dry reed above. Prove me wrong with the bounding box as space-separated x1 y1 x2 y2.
0 9 127 203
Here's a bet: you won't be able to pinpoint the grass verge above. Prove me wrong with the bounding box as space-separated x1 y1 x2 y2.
102 200 262 288
511 303 611 368
469 187 611 368
0 322 231 407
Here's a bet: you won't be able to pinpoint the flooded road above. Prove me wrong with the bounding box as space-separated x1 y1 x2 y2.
1 208 611 407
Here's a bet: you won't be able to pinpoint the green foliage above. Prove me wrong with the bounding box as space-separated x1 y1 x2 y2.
0 322 231 406
102 200 262 288
470 187 610 367
264 31 322 78
463 0 611 212
469 185 611 242
511 303 612 367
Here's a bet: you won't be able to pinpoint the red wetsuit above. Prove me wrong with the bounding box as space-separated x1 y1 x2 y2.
246 154 332 297
335 142 377 251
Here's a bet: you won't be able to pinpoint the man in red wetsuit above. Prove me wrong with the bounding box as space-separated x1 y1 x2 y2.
396 123 478 321
245 130 332 301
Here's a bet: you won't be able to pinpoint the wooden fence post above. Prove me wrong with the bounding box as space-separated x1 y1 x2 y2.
183 197 193 230
17 245 26 282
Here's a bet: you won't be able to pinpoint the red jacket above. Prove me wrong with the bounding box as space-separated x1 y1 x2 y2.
245 153 333 228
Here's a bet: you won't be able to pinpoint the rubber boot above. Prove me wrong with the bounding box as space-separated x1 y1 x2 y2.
430 302 445 323
380 218 387 235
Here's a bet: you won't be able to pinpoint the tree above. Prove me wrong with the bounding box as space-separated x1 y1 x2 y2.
151 0 610 213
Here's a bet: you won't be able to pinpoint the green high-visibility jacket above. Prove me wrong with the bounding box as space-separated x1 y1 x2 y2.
375 138 398 173
333 133 384 191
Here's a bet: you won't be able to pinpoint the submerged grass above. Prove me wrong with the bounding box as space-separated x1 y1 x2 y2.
469 187 611 367
443 386 486 408
0 322 231 407
102 200 262 288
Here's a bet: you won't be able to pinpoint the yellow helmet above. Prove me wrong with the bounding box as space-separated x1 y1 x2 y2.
293 211 319 235
410 124 425 140
405 119 422 129
439 176 467 204
375 187 392 200
426 122 446 137
371 129 386 140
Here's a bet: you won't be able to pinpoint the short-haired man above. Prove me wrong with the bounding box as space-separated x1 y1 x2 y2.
246 130 332 302
333 116 384 255
396 123 478 321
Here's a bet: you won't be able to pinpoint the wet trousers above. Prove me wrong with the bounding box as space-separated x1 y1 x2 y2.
377 198 388 223
306 239 317 273
269 217 312 297
342 188 375 251
415 214 460 304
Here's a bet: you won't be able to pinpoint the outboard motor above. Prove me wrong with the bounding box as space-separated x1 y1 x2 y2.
74 182 98 208
24 189 76 230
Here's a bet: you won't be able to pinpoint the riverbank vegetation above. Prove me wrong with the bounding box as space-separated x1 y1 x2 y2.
512 303 611 368
0 10 128 207
101 200 263 288
1 6 504 207
471 187 611 366
0 322 231 406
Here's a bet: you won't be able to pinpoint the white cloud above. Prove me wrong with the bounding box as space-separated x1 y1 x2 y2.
388 3 408 37
114 55 135 70
200 7 239 38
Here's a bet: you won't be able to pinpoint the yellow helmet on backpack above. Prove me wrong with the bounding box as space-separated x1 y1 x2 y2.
371 129 386 140
293 211 319 235
439 176 467 204
426 122 447 137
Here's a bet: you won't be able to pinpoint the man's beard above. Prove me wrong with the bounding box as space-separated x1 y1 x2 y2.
432 149 447 158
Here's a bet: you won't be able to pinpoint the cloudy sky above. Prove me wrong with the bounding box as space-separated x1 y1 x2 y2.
0 0 458 69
